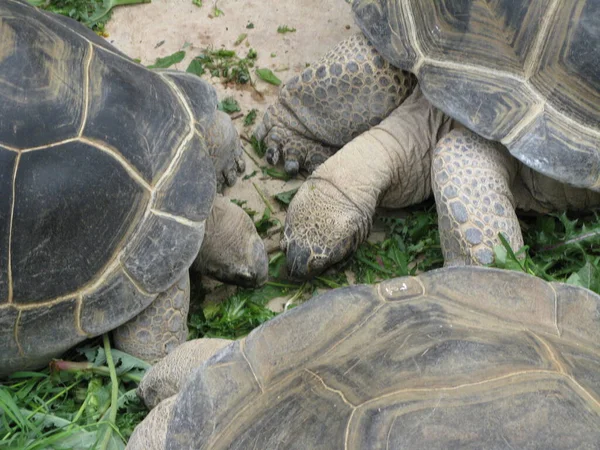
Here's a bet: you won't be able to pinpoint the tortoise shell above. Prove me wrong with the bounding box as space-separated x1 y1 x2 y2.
353 0 600 191
0 0 217 374
165 267 600 449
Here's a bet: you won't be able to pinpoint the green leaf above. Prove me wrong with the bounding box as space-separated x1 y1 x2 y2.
234 33 247 46
274 188 299 205
254 208 276 235
192 0 202 6
0 388 29 431
242 170 257 180
147 51 186 69
261 166 291 181
567 262 600 292
217 97 241 113
185 48 254 85
244 109 258 126
255 68 282 85
277 25 296 33
186 58 205 76
251 136 267 158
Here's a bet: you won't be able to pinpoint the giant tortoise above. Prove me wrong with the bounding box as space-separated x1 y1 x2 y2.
254 0 600 278
0 0 267 376
128 266 600 449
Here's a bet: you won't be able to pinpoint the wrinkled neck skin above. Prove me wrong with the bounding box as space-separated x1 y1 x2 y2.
375 89 454 209
283 87 454 279
314 88 453 223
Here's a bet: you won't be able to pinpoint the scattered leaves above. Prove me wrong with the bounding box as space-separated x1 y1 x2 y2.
211 5 224 17
350 205 443 284
0 337 149 449
261 166 291 181
254 208 278 235
242 170 258 180
185 48 257 85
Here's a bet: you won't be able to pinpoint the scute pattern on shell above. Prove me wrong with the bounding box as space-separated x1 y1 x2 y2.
0 0 217 375
353 0 600 191
164 267 600 449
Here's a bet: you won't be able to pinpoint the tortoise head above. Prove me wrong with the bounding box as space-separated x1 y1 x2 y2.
281 179 369 280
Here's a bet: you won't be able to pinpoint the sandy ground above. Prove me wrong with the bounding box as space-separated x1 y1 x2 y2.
107 0 360 306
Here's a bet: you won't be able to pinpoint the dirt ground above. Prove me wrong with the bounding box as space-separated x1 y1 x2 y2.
107 0 359 306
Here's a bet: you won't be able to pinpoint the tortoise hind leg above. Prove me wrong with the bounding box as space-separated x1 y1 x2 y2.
112 273 190 363
432 129 523 266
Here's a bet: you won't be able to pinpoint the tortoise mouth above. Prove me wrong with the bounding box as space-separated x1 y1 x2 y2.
285 235 356 280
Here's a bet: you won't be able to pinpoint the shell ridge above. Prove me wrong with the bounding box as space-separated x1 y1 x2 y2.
7 152 19 304
240 339 265 394
149 209 205 229
77 42 93 137
304 368 357 408
77 137 151 191
523 0 562 78
152 74 198 193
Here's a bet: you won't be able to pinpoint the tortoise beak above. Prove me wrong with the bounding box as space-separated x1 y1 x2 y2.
285 236 355 280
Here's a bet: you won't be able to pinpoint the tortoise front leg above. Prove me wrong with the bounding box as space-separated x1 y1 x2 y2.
254 33 414 175
432 129 523 266
112 273 190 363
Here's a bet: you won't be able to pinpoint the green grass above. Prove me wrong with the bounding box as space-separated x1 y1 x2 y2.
0 338 149 449
493 212 600 291
2 203 599 447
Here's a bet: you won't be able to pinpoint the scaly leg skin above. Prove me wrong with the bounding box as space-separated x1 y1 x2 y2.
254 33 416 175
283 88 452 279
113 273 190 363
193 195 268 288
432 129 522 266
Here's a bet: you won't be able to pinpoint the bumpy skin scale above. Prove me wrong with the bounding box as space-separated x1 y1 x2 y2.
257 33 599 279
254 33 415 174
353 0 600 191
113 274 190 363
128 267 600 450
433 130 523 266
282 88 452 278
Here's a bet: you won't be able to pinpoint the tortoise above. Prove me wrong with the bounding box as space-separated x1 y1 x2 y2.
0 0 267 376
253 0 600 279
127 266 600 449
